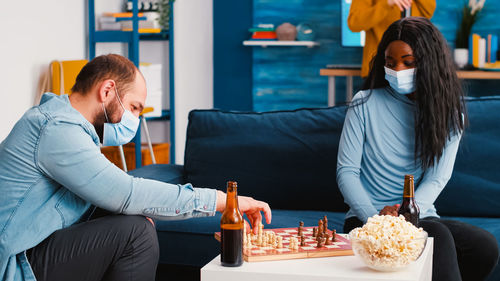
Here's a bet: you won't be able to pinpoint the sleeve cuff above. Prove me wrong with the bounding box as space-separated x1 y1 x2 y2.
193 187 217 216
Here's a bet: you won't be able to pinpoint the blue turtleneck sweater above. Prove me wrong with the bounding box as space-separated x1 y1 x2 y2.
336 87 462 223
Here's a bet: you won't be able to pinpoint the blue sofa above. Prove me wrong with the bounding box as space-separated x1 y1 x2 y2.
129 96 500 280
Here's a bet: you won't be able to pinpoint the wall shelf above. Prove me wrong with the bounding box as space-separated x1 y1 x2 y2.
243 40 319 48
88 0 175 166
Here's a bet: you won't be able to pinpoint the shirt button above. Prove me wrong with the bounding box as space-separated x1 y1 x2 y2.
175 209 180 214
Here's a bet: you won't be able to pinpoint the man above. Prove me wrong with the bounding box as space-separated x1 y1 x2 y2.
348 0 436 77
0 54 272 281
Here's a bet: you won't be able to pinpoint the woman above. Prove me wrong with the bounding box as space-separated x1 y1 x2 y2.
348 0 436 77
337 17 498 281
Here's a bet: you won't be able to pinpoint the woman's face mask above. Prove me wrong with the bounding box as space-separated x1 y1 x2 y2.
102 86 140 146
384 66 416 95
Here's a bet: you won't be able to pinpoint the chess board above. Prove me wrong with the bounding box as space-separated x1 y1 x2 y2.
214 226 353 262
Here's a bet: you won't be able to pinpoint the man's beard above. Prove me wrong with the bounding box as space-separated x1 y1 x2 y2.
93 99 121 143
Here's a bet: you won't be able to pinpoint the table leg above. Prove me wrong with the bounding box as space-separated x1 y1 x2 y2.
328 76 336 107
346 76 353 103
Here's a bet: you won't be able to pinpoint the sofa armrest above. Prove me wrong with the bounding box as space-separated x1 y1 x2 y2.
128 164 186 185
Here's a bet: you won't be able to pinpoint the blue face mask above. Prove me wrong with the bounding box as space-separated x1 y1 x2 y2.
102 87 140 146
384 66 416 95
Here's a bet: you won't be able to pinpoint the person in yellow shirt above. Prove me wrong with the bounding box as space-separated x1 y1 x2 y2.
348 0 436 77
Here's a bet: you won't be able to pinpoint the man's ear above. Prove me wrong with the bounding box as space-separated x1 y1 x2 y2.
97 80 116 103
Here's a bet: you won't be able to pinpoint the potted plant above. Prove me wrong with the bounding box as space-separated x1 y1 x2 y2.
158 0 175 31
454 0 486 68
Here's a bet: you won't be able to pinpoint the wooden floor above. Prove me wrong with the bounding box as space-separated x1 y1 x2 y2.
156 264 200 281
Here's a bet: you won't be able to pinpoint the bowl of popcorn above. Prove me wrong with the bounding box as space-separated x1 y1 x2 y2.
348 215 428 272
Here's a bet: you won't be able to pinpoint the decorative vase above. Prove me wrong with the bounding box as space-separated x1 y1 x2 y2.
296 23 315 41
454 48 469 69
276 23 297 41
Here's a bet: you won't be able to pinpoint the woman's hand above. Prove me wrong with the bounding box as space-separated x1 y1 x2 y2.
388 0 412 11
379 204 400 216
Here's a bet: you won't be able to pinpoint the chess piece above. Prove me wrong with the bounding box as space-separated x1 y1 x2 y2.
246 237 252 249
257 235 262 247
325 234 332 245
320 237 326 247
277 236 283 248
298 221 304 237
316 231 324 241
316 238 325 248
312 227 317 237
323 216 328 233
332 229 336 242
291 237 299 250
289 237 298 250
300 235 306 246
318 219 324 235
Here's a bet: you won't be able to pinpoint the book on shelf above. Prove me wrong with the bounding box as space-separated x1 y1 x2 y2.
99 22 122 31
103 12 145 17
251 31 277 40
121 20 157 30
100 16 147 22
248 23 277 40
487 34 498 63
479 38 486 68
121 28 161 33
249 27 275 32
255 23 274 29
470 33 498 68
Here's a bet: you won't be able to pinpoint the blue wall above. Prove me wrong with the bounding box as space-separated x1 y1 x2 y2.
252 0 500 112
214 0 254 111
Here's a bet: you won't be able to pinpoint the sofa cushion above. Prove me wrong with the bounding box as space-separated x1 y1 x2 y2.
435 96 500 217
184 107 349 212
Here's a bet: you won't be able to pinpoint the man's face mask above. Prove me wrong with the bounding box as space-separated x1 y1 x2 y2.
384 66 416 95
102 86 140 146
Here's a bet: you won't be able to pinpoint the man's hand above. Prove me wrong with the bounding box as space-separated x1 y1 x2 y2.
379 204 400 216
146 217 155 226
216 190 272 234
388 0 412 11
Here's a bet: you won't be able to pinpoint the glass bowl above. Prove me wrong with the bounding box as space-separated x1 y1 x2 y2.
348 230 428 272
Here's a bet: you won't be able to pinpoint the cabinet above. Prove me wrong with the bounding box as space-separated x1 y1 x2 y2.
88 0 175 167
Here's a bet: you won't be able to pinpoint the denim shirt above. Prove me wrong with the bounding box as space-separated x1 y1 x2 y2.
0 93 217 281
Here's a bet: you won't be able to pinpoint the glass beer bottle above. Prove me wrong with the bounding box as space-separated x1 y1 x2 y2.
220 181 243 267
398 174 420 227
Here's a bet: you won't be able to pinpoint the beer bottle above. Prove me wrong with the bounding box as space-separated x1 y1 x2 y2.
398 175 420 227
220 181 243 267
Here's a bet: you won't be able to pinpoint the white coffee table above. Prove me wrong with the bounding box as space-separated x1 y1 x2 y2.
201 238 433 281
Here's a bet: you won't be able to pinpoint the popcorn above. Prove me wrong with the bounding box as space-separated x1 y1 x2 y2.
349 215 427 270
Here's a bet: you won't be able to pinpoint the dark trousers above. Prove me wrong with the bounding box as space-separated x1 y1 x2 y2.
28 214 160 281
344 216 499 281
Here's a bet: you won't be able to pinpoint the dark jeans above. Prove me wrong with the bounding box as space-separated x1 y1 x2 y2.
344 216 499 281
28 214 160 281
